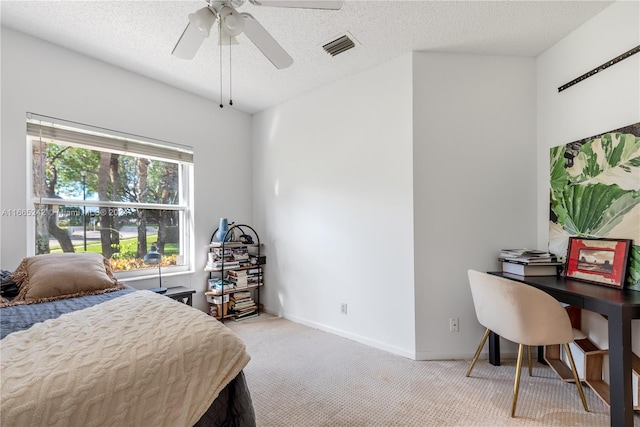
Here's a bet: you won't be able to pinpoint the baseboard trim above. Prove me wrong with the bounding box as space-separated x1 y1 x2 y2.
262 308 519 362
280 312 416 360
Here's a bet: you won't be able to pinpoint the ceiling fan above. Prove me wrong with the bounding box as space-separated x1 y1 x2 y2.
172 0 344 69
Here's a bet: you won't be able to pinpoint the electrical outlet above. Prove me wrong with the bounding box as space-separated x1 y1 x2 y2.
340 303 348 315
449 317 459 332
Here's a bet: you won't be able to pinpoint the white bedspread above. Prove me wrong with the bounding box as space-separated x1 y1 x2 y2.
0 291 250 427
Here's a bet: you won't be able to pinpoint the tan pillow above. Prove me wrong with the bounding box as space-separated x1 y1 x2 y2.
11 253 124 303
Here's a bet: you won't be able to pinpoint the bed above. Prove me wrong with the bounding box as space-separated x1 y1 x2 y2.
0 253 256 427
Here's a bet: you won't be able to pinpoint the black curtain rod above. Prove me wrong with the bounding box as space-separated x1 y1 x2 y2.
558 45 639 92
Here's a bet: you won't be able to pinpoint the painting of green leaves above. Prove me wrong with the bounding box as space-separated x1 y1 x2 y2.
549 123 640 289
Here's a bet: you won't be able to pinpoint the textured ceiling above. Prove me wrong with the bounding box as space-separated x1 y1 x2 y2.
1 1 613 114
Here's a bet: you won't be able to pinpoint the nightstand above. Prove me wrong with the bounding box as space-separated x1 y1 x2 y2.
164 286 196 306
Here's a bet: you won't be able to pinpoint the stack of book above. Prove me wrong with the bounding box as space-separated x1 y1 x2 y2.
231 291 258 320
499 249 562 276
206 251 240 270
233 247 250 264
228 270 248 289
247 267 263 286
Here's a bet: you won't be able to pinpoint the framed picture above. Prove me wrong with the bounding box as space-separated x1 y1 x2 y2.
564 237 632 288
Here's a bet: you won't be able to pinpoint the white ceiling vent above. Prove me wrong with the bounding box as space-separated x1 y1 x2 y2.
322 33 357 57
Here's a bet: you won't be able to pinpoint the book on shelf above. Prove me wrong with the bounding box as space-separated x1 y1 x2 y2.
228 276 248 286
209 241 254 248
232 291 252 299
233 247 250 261
211 248 233 257
206 261 241 270
234 304 257 313
232 299 253 307
234 311 259 321
231 295 253 303
228 270 248 277
502 261 561 276
232 302 257 312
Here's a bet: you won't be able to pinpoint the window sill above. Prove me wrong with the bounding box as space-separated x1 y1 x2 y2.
116 268 195 283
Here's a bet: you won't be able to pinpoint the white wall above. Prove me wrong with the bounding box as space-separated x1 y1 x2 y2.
412 52 537 359
252 54 416 357
536 0 640 359
0 28 253 312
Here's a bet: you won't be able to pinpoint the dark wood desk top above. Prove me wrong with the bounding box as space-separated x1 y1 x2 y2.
489 272 640 317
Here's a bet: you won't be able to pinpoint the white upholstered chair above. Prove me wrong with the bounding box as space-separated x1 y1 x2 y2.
465 269 589 417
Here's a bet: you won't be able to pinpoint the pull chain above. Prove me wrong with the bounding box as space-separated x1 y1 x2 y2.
229 34 233 106
219 20 223 108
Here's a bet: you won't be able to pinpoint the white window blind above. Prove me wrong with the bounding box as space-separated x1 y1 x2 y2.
26 113 193 163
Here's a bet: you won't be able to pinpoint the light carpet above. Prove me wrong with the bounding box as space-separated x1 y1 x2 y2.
227 316 638 426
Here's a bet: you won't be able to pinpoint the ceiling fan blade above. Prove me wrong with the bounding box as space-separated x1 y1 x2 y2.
248 0 343 10
172 23 207 59
240 13 293 69
172 7 217 60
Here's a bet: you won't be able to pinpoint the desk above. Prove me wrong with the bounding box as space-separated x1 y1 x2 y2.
488 272 640 427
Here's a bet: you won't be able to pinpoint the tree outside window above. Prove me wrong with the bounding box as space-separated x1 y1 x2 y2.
28 117 192 274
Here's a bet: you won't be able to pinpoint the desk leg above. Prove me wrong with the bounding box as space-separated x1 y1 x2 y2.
489 331 500 366
607 307 633 427
537 345 546 365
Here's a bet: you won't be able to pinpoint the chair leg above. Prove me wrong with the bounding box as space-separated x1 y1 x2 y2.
527 345 532 377
511 343 525 417
563 343 589 412
466 328 491 377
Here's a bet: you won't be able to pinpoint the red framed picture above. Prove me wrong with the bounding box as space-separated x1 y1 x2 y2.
564 237 632 288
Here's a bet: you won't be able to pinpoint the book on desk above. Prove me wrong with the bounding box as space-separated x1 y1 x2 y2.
501 261 562 276
499 249 561 276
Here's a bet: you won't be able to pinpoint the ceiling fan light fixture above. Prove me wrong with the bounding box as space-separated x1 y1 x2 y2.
220 6 245 36
188 7 216 36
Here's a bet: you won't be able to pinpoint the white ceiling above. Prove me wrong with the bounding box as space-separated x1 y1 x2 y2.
1 0 614 114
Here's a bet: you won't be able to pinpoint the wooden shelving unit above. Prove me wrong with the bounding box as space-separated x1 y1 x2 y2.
545 337 602 382
545 337 640 410
584 350 640 410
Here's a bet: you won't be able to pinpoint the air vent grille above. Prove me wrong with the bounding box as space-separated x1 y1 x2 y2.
323 35 355 57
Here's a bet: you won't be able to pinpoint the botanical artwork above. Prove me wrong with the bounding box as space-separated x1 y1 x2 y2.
549 123 640 289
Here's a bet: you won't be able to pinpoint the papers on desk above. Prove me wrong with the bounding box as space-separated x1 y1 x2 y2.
499 248 558 264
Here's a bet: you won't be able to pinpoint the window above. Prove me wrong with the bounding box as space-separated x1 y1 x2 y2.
27 113 194 277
